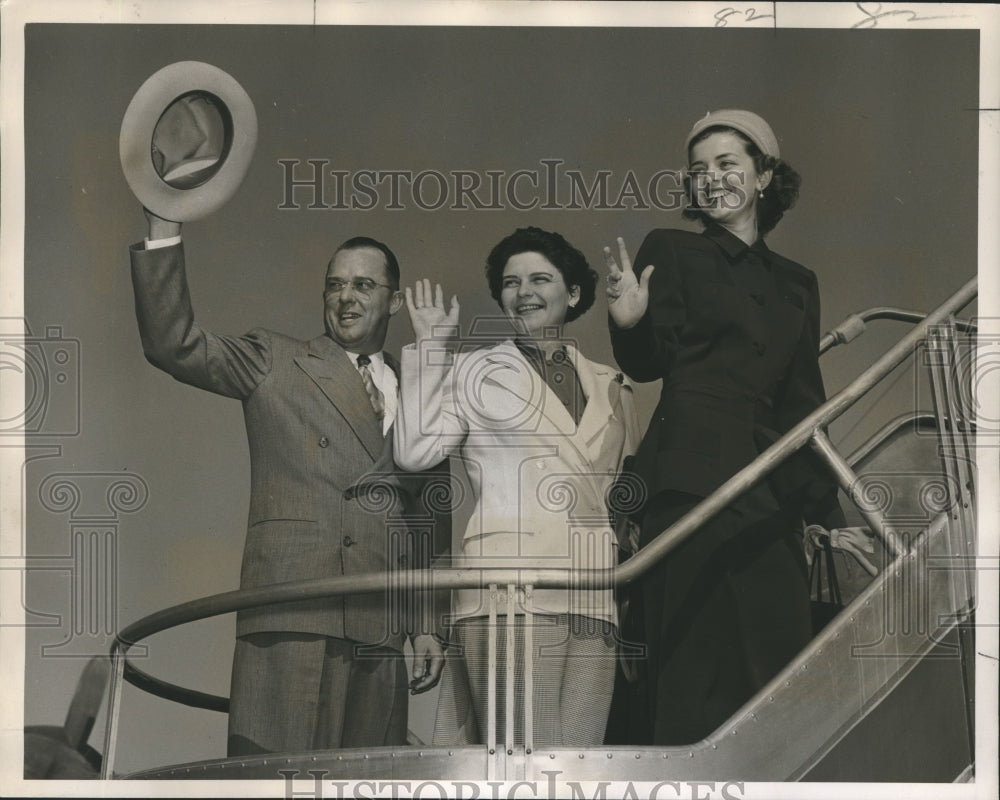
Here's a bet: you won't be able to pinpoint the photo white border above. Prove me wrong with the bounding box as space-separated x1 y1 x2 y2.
2 2 997 798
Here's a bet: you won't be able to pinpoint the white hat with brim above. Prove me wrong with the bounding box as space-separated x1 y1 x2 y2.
119 61 257 222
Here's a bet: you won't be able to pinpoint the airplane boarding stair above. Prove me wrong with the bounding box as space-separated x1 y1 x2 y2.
85 276 979 783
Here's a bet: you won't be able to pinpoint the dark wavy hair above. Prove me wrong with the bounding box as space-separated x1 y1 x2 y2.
682 125 801 236
331 236 401 288
485 227 598 323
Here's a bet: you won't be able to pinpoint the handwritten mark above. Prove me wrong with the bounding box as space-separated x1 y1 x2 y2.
714 6 775 28
852 3 964 29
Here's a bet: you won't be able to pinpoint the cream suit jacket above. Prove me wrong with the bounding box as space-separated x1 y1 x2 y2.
394 339 639 624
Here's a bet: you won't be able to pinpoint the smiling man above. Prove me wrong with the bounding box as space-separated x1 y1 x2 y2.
129 211 444 758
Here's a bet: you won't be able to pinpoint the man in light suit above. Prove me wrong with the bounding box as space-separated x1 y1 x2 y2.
131 210 444 757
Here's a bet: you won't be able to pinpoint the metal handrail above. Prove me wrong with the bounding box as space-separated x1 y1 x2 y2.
123 661 228 713
102 275 978 776
115 277 978 648
819 305 977 354
843 411 938 466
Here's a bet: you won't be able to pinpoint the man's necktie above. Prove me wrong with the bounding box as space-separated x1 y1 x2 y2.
356 354 385 418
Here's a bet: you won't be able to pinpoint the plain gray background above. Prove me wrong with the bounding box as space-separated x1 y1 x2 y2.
19 22 979 774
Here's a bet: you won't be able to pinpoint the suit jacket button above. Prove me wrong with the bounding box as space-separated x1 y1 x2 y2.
344 487 355 500
318 436 329 448
343 535 355 547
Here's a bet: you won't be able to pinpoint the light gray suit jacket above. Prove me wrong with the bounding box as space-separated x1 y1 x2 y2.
131 243 440 651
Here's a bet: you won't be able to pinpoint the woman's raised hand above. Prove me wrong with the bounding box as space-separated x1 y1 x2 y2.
604 237 654 330
405 278 460 344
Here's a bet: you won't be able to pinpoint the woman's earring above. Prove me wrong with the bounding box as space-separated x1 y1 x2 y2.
758 188 765 199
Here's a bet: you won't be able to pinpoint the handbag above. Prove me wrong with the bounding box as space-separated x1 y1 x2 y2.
810 531 844 633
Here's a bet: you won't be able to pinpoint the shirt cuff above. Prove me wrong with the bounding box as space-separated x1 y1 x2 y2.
144 235 182 250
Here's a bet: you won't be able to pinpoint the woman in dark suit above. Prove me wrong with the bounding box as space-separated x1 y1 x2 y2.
604 109 846 745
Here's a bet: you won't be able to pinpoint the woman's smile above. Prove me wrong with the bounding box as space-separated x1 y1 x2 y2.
500 251 580 337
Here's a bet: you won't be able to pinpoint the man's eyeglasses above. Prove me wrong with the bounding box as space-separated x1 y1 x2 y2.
324 278 396 297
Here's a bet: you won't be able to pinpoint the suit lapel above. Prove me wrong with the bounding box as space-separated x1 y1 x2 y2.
568 346 609 453
484 340 622 449
294 334 384 461
383 350 400 379
482 341 577 436
567 346 627 471
488 342 619 474
477 342 626 500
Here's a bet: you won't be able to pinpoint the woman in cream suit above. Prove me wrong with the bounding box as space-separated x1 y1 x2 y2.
395 227 639 746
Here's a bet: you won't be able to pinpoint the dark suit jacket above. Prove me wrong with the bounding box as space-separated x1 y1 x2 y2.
130 242 440 651
610 225 845 529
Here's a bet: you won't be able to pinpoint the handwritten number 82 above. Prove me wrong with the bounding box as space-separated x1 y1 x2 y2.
714 7 773 27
